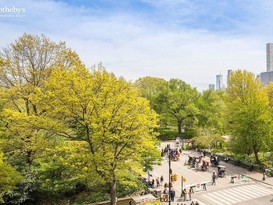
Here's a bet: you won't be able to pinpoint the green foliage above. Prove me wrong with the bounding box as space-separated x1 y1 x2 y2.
0 151 22 202
225 70 273 164
45 65 161 204
117 174 145 197
192 128 225 150
155 79 200 134
197 90 225 132
3 169 36 204
134 76 166 112
35 141 102 197
157 127 196 141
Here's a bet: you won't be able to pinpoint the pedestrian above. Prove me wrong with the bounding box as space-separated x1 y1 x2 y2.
156 177 160 187
170 188 175 201
160 175 164 185
188 187 192 200
163 188 168 194
212 171 216 185
151 179 155 188
182 188 187 201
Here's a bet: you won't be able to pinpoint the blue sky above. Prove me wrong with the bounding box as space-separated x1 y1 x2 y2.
1 0 273 91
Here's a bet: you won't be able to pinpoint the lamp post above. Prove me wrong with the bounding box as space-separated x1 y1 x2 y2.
168 146 172 205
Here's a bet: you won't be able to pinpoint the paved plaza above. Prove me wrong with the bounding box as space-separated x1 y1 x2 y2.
146 141 273 205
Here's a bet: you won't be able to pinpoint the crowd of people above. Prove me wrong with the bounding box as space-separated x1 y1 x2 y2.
147 175 164 188
146 142 226 203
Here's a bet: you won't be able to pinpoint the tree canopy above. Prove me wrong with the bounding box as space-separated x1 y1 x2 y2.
45 65 161 205
156 79 200 134
225 70 273 164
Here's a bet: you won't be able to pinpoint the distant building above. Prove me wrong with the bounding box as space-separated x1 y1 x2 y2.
260 71 273 85
209 84 215 90
267 43 273 72
260 43 273 85
216 74 223 90
227 69 232 85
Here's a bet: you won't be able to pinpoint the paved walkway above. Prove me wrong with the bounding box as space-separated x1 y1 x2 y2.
144 141 273 204
183 149 273 186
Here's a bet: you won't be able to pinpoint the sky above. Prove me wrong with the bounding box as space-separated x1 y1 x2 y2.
0 0 273 91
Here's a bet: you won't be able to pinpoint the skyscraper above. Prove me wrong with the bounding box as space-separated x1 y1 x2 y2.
216 74 223 90
209 84 215 90
267 43 273 72
261 43 273 85
227 69 232 85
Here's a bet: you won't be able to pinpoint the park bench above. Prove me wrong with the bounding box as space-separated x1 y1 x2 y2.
186 181 212 193
230 175 249 183
230 176 237 183
200 181 212 190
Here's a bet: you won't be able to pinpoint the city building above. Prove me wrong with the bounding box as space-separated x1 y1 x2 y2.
209 84 215 90
216 74 223 90
267 43 273 72
260 43 273 85
227 69 232 85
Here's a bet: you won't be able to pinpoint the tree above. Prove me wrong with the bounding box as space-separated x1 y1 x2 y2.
197 89 225 130
192 128 225 151
156 79 200 134
0 33 82 202
263 82 273 108
134 76 166 112
45 65 161 205
225 70 273 164
193 90 226 150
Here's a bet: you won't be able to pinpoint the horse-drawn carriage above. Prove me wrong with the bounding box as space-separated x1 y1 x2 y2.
217 165 226 178
185 155 203 168
170 149 180 161
210 155 220 166
201 160 210 171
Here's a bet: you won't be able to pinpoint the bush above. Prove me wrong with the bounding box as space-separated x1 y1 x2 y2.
156 127 197 141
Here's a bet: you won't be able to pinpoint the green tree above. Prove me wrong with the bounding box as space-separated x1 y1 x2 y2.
45 65 161 205
134 76 166 111
263 82 273 108
192 128 225 151
193 90 226 150
197 90 225 129
225 70 273 164
156 79 200 134
0 33 82 202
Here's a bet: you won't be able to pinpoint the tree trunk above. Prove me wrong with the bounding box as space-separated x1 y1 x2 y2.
110 180 117 205
253 144 260 165
177 119 182 134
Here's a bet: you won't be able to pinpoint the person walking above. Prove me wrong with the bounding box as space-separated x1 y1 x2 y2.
160 175 164 186
170 188 175 201
212 171 217 185
156 177 160 187
188 188 192 200
151 179 155 188
182 188 187 201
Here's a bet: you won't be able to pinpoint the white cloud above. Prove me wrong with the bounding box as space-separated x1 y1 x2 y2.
0 0 271 91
